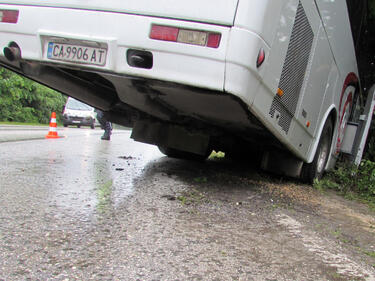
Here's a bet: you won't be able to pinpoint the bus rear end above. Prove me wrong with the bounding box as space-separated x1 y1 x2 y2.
0 0 359 181
0 0 272 153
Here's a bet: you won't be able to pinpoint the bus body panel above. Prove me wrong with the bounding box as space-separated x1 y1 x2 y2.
0 0 239 26
314 0 358 78
233 0 283 46
297 25 334 139
248 0 325 160
311 63 339 164
0 4 230 90
224 27 268 107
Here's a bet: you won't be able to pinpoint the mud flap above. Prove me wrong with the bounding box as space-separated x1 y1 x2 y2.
261 150 303 178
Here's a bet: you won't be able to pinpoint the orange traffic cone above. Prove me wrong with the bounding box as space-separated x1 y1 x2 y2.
45 112 60 139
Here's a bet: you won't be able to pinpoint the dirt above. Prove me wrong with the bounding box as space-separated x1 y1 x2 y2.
132 156 375 280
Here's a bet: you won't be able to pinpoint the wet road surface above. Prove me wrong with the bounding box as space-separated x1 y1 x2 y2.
0 125 50 142
0 127 374 280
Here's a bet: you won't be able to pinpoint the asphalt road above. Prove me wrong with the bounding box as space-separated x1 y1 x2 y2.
0 125 106 143
0 126 374 280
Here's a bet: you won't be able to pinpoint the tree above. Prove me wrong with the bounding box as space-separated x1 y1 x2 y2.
0 67 66 124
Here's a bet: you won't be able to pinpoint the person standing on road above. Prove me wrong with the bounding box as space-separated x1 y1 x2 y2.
95 109 112 140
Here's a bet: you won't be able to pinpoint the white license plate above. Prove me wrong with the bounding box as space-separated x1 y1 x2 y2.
47 42 107 66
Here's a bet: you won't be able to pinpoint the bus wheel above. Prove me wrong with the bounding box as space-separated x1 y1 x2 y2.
301 119 333 184
158 146 210 161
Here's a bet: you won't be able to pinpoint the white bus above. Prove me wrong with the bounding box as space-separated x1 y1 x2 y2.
0 0 368 182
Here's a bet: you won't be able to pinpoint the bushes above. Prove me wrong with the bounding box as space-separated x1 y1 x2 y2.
0 67 66 124
356 160 375 197
315 161 375 206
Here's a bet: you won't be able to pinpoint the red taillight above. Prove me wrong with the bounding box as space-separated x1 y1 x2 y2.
150 25 178 42
207 33 221 48
150 24 221 48
256 48 265 68
0 10 19 24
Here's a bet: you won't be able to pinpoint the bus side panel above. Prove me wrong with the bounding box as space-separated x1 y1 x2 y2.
314 0 359 162
292 25 334 140
309 63 339 163
314 0 358 77
251 0 323 160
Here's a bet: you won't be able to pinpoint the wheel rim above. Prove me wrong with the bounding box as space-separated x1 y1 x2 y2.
317 135 329 174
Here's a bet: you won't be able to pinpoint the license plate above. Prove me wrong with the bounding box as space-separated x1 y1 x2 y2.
47 42 107 66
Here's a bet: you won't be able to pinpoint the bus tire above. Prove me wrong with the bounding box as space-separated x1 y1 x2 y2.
301 119 333 184
158 146 210 161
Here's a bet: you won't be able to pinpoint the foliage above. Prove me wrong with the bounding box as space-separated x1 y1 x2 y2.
370 0 375 19
314 161 375 208
0 67 66 124
209 150 225 160
365 119 375 161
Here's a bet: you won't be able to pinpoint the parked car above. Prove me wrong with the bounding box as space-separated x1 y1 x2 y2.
62 97 96 129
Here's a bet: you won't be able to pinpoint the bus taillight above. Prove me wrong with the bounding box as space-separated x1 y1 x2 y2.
0 10 19 24
150 25 179 42
150 24 221 48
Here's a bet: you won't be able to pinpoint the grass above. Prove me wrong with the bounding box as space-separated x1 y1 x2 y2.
96 180 113 213
364 250 375 258
314 161 375 211
362 250 375 269
177 189 207 206
193 176 208 183
317 181 375 212
348 194 375 211
0 121 50 126
316 178 375 211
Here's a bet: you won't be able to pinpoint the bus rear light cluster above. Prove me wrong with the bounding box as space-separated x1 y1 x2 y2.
150 24 221 48
0 10 19 24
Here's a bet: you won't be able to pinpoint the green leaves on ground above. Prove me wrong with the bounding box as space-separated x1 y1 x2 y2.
0 67 66 124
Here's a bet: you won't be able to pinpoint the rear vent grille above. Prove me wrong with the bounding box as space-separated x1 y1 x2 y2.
269 1 314 134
